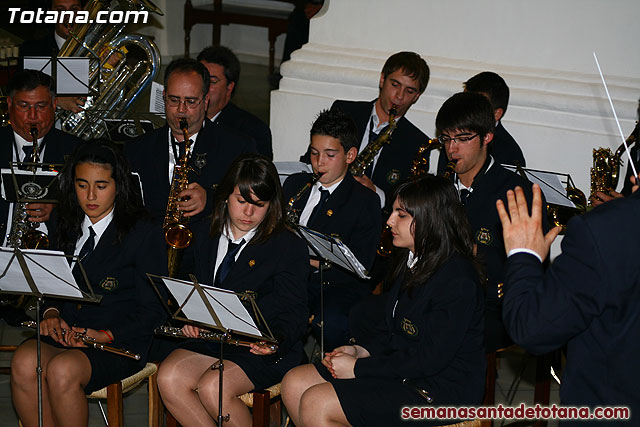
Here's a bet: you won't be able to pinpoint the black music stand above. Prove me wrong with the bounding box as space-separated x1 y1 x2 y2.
0 248 100 427
147 274 277 426
295 225 369 356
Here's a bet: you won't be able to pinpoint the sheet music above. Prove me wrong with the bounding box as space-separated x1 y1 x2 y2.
502 165 576 208
161 278 261 337
298 226 370 279
274 161 313 185
150 81 165 115
0 248 82 298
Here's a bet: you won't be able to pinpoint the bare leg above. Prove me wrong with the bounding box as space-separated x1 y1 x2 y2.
281 364 327 426
157 349 220 427
11 340 65 427
300 382 350 427
194 359 254 427
46 349 92 426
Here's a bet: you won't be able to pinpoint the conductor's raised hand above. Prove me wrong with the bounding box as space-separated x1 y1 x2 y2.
496 184 561 261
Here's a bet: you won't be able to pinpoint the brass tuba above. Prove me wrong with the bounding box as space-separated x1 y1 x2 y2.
7 127 50 249
350 105 398 176
56 0 163 140
164 119 194 277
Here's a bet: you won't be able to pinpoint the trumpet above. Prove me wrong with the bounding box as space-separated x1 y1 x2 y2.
155 325 277 352
164 118 194 277
22 321 140 360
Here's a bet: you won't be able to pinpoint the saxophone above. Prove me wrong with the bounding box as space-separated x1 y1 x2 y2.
349 105 398 176
286 173 322 224
409 138 442 177
590 121 638 198
164 119 194 277
7 127 49 249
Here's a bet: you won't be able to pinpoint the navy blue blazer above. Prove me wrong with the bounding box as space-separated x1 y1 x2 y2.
503 191 640 421
354 253 486 405
621 143 639 196
437 122 526 174
283 172 381 284
123 118 257 221
215 102 272 159
300 100 430 207
0 126 80 239
45 219 169 359
181 222 309 356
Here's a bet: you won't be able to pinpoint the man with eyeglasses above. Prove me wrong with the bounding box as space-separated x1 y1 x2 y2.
436 91 548 353
124 58 256 222
197 46 272 159
0 69 80 325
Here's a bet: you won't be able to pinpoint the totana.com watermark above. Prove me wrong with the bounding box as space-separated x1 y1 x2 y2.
7 7 148 25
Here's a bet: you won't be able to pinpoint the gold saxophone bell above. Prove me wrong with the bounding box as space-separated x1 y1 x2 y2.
164 118 194 276
349 104 399 177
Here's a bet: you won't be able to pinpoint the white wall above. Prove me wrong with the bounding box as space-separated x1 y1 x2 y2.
271 0 640 197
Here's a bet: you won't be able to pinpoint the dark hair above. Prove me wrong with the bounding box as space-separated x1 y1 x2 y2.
54 140 147 253
210 154 284 244
464 71 509 114
164 58 210 98
197 45 240 96
435 92 495 138
310 108 359 152
8 69 55 98
389 175 479 293
381 51 430 94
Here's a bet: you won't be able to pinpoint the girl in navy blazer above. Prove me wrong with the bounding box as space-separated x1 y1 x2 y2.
282 175 486 427
158 154 308 427
10 141 167 427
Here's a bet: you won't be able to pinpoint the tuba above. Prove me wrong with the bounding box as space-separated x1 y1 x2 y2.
56 0 163 140
164 119 194 277
7 127 50 249
350 105 398 176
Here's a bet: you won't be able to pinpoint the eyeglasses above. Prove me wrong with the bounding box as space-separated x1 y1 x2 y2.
438 133 479 145
13 102 52 113
165 96 204 109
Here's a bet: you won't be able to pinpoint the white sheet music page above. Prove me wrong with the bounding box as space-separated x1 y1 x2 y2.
0 248 82 298
161 278 262 337
502 166 576 208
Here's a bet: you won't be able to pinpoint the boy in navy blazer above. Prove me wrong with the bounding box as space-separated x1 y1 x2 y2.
283 109 381 350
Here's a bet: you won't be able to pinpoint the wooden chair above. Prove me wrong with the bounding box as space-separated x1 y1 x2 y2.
87 362 161 427
183 0 296 75
483 347 553 427
165 383 282 427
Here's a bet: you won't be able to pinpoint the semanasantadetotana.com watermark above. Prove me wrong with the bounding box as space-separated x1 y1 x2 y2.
7 7 149 25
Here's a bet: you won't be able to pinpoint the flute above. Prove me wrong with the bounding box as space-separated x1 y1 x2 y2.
22 321 141 360
155 325 278 352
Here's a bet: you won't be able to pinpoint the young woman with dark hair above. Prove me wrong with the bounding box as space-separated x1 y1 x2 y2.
282 174 486 427
158 153 309 427
10 140 168 427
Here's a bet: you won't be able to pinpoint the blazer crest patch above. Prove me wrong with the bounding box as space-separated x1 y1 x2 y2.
326 209 333 217
193 153 207 173
401 317 418 336
99 277 119 292
386 169 401 184
475 227 493 245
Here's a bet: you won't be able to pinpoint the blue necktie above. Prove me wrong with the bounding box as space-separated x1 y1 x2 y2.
22 145 34 161
459 189 470 205
214 238 245 285
72 226 96 287
308 188 330 225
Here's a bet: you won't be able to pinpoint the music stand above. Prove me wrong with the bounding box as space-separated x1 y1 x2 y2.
147 274 276 426
295 225 369 356
502 164 580 209
0 248 101 427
